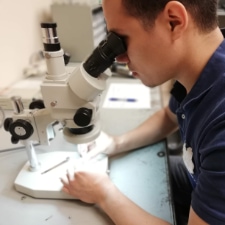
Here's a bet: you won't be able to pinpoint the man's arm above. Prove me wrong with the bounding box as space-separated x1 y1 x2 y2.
188 208 209 225
61 170 209 225
62 105 210 224
79 105 179 158
61 171 171 225
98 179 171 225
113 106 179 154
99 182 209 225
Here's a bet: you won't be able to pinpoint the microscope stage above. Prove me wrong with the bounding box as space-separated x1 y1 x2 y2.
14 151 108 199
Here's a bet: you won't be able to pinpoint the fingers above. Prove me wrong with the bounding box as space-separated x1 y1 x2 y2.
60 170 73 188
60 171 84 200
60 172 75 196
66 172 71 182
60 170 111 204
62 186 69 194
60 177 67 185
77 142 96 159
77 131 114 159
78 143 99 160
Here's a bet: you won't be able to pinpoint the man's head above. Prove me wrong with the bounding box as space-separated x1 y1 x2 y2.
102 0 222 89
121 0 218 33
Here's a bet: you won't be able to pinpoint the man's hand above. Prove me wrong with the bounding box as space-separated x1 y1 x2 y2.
60 170 115 204
77 131 116 160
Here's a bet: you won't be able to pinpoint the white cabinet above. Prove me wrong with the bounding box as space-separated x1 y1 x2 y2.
51 3 106 62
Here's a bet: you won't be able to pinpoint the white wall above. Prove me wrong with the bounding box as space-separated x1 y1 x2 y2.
0 0 52 88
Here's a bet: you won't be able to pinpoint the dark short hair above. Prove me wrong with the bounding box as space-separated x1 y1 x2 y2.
121 0 218 32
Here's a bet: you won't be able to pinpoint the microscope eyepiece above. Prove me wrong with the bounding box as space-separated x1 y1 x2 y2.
83 32 127 78
41 23 57 29
41 22 61 52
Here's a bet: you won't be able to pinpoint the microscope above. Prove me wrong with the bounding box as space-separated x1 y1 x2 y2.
4 23 126 199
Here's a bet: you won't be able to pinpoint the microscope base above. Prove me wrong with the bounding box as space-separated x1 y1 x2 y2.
14 151 108 199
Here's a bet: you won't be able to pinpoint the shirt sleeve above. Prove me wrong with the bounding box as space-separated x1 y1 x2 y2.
191 122 225 224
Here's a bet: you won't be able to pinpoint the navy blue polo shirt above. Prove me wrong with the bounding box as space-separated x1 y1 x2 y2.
169 40 225 224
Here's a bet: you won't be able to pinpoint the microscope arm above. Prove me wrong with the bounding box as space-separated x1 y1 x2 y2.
4 22 126 147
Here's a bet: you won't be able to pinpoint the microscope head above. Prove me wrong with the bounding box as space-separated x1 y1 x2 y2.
4 23 126 147
40 23 127 144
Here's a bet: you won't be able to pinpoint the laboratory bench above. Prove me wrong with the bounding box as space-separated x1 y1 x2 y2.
0 76 175 225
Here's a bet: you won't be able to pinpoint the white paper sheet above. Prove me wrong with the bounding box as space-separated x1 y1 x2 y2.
102 83 151 109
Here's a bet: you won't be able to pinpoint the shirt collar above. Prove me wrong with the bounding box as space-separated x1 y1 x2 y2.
170 39 225 105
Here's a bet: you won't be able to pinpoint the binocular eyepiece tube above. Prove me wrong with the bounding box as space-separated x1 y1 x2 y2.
41 23 61 52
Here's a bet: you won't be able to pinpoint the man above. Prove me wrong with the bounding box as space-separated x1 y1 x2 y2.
61 0 225 224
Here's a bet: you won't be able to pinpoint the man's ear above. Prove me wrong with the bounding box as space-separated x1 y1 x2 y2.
163 1 188 40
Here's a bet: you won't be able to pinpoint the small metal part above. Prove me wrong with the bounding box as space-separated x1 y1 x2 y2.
50 101 57 107
11 96 24 114
157 151 165 157
44 52 51 59
45 215 53 221
41 157 70 174
21 196 27 201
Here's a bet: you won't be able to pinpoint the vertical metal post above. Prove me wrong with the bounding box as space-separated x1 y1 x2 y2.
23 140 40 172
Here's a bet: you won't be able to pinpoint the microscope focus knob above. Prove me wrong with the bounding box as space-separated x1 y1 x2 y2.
11 136 19 144
9 119 34 140
73 108 93 127
4 117 13 131
29 99 45 109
